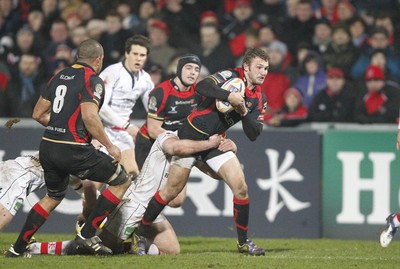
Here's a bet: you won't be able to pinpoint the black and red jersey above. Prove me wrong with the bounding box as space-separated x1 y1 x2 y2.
42 63 104 144
138 79 202 139
188 67 267 136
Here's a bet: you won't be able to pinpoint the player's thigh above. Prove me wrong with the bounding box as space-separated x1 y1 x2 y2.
151 220 180 255
0 202 13 231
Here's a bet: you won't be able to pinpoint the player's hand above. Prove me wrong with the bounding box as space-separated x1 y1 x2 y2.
208 134 222 148
107 145 122 163
227 92 244 107
396 130 400 150
218 138 237 153
233 103 248 116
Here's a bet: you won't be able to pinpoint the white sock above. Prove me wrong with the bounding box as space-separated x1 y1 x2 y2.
147 244 160 255
393 214 400 227
29 240 73 255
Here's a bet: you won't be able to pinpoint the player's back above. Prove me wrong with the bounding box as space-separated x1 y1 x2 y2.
42 63 103 144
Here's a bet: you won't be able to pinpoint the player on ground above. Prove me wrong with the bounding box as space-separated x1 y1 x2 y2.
6 39 131 258
135 54 202 170
27 132 236 255
135 47 269 256
99 35 154 178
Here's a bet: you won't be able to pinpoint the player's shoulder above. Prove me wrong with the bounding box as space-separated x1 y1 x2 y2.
213 68 242 83
138 69 154 85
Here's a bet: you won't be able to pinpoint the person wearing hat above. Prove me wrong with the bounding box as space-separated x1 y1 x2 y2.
135 54 204 171
354 64 400 123
351 26 400 80
308 67 355 122
264 87 308 127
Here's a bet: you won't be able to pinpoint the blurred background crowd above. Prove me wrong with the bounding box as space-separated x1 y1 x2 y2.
1 0 400 126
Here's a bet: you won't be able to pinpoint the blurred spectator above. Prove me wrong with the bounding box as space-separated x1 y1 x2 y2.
42 19 73 76
235 27 259 66
354 65 400 123
0 0 23 35
197 65 210 82
254 0 286 34
258 24 278 46
351 27 400 80
99 11 131 68
5 26 36 66
78 2 94 25
374 12 400 56
160 0 200 50
148 19 177 71
314 0 338 24
131 0 156 36
281 0 317 56
285 0 300 18
115 1 136 30
294 51 327 107
70 25 89 59
41 0 60 37
27 9 48 51
312 18 332 54
335 1 356 25
200 10 219 26
369 49 400 83
0 59 10 93
264 87 308 127
194 23 235 74
221 0 256 58
1 53 45 117
51 58 69 76
86 18 107 41
64 11 83 31
322 23 358 77
146 63 165 86
348 16 369 48
308 67 355 122
260 41 296 113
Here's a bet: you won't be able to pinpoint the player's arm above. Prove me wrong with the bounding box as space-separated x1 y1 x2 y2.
32 97 51 127
163 134 221 157
241 94 267 141
147 117 165 139
195 76 243 106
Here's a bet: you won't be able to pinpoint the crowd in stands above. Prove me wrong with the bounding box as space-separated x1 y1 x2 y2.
1 0 400 126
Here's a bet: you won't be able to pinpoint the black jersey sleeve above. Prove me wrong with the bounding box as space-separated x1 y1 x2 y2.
82 75 104 108
147 86 167 120
241 92 266 141
195 77 231 100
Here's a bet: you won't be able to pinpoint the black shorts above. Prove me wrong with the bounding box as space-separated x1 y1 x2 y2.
178 121 225 162
39 139 118 193
134 132 154 170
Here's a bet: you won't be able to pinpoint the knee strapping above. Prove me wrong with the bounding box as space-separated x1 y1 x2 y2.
107 164 129 186
47 188 67 201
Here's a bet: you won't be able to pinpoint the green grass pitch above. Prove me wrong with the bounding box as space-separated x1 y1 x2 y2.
0 233 399 269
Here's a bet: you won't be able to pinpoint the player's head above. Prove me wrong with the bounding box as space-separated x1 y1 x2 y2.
176 54 201 87
124 35 151 72
76 39 104 73
242 47 269 86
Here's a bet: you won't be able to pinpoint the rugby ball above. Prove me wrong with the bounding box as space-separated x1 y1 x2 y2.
216 78 245 113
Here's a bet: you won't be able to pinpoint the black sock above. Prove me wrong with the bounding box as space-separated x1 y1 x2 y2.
138 191 167 237
234 197 249 245
14 203 49 253
80 188 120 238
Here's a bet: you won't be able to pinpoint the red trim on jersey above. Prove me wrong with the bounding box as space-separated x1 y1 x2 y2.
55 241 63 255
102 189 121 205
138 123 150 139
233 197 249 205
141 216 153 226
68 105 86 143
33 203 49 218
41 242 49 254
83 67 95 99
155 191 167 205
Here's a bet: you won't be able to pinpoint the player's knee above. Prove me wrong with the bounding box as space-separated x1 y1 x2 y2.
108 165 129 186
47 188 67 201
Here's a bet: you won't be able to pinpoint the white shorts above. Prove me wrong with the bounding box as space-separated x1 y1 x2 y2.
104 128 135 152
206 151 236 172
103 197 166 241
0 158 44 215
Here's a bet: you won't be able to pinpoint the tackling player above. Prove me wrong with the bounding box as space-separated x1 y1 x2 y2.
135 47 269 256
27 132 236 256
99 35 154 179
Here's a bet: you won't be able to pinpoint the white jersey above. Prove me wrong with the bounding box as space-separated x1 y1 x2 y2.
99 61 154 129
104 131 176 240
0 154 45 215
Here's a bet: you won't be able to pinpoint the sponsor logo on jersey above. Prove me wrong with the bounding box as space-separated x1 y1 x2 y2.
60 75 75 80
175 100 194 105
94 83 103 99
149 96 157 111
168 106 178 114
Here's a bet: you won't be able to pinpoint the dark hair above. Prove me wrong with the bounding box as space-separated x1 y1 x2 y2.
242 47 270 66
125 35 151 55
